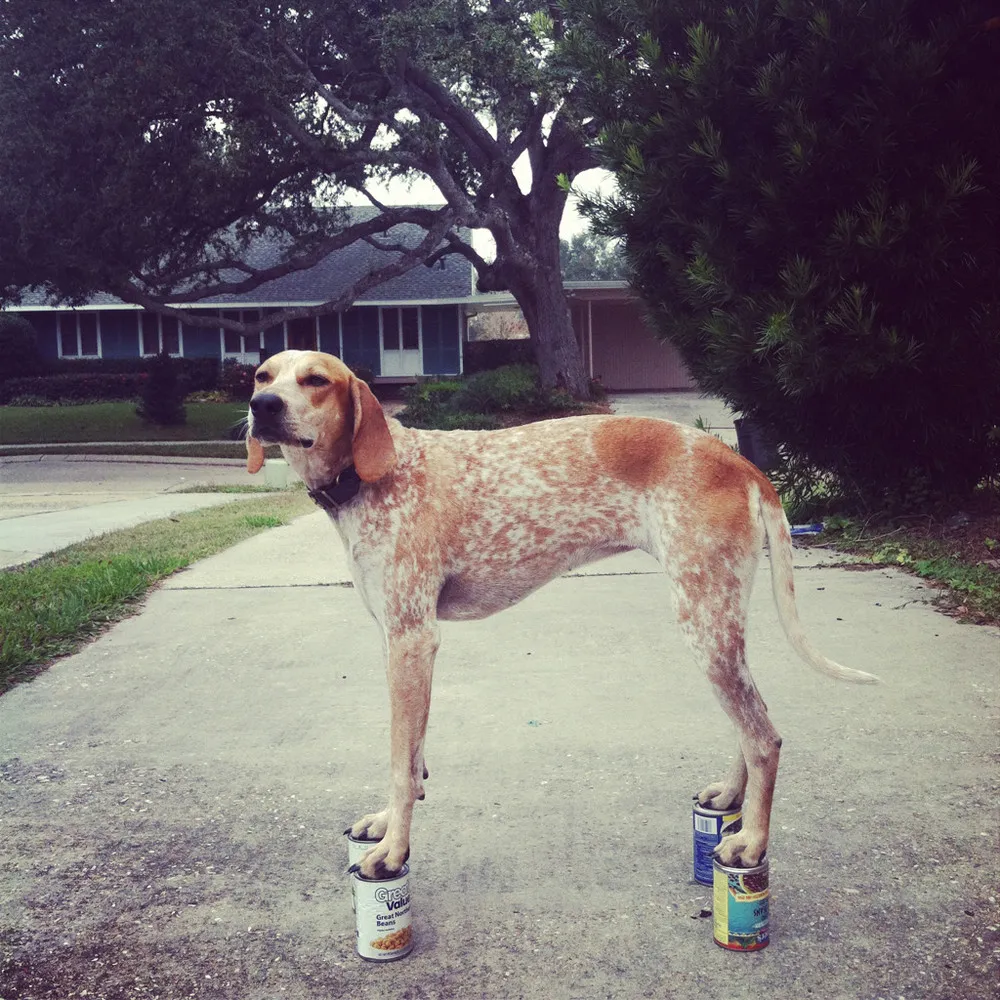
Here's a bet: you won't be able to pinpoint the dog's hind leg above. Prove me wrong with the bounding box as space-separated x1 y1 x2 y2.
684 612 781 865
671 535 781 868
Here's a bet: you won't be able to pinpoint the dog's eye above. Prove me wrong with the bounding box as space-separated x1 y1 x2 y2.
304 374 329 387
254 372 271 383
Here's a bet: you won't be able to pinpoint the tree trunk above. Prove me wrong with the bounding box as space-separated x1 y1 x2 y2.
510 266 590 398
490 183 592 399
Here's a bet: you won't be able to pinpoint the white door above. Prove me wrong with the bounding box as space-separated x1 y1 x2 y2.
381 307 421 376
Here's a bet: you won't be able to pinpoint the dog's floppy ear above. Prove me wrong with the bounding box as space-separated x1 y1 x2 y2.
246 435 265 474
350 376 396 482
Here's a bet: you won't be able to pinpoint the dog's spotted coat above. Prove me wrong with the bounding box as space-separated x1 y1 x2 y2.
247 351 877 878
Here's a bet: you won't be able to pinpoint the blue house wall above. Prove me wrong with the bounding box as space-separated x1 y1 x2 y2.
101 311 141 359
422 305 461 376
8 303 464 378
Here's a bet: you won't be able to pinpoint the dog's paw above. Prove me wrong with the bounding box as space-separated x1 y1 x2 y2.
346 810 389 842
348 838 410 879
713 830 766 869
695 782 743 811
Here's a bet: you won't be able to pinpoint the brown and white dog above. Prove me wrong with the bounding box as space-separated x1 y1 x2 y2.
246 350 877 879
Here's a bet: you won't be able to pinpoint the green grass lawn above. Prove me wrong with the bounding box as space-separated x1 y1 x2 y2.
0 492 315 693
0 401 248 444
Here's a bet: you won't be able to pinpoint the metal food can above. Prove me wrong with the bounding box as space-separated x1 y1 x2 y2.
712 857 770 951
347 833 381 869
353 864 413 961
693 802 743 885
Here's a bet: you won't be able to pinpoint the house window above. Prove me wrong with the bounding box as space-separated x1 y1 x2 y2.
381 307 419 351
221 310 262 360
56 311 101 358
140 312 182 356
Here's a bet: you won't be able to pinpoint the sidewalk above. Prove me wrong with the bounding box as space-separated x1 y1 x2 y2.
0 453 267 568
1 511 997 999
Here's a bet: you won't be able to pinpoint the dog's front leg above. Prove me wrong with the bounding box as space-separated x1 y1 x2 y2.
349 623 440 879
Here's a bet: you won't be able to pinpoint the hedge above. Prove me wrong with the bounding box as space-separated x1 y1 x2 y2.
0 373 147 404
45 356 220 389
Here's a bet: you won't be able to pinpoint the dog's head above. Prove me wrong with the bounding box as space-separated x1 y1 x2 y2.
245 350 396 482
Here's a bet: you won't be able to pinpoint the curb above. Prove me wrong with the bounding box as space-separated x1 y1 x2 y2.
0 452 246 468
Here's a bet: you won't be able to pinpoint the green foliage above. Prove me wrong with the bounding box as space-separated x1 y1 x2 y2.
817 514 1000 623
1 373 147 404
0 313 43 378
218 359 256 403
0 0 597 395
450 365 546 413
570 0 1000 507
135 351 186 426
560 231 627 280
398 365 581 429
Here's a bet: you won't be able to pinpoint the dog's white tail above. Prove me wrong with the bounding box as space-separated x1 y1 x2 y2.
759 491 880 684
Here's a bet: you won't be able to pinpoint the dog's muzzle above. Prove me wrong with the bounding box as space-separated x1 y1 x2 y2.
248 393 314 447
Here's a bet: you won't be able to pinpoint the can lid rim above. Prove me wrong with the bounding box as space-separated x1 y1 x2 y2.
712 855 768 874
693 802 743 816
353 863 410 881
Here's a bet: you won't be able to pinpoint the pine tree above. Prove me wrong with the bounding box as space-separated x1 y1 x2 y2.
572 0 1000 505
136 351 186 426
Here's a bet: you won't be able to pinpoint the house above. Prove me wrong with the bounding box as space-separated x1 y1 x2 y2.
467 281 695 392
6 216 473 381
567 281 696 391
5 215 695 391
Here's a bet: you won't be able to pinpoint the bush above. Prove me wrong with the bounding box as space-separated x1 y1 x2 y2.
398 365 581 430
218 359 256 402
48 355 219 391
450 365 546 413
0 373 146 404
399 380 464 426
136 351 186 426
6 394 56 407
0 314 45 379
577 0 1000 506
464 338 535 374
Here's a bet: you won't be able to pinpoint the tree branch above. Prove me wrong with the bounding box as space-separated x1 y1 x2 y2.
114 209 459 338
134 207 453 303
398 59 503 173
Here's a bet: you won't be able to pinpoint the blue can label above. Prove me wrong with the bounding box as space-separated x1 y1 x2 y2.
693 804 742 884
713 859 770 951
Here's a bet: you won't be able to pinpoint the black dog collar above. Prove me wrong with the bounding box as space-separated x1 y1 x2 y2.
308 466 362 512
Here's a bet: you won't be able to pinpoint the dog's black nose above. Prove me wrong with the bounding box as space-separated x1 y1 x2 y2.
250 393 285 417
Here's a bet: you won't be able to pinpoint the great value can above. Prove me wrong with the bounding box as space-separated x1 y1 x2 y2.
353 864 413 961
347 833 380 869
693 802 743 885
712 857 769 951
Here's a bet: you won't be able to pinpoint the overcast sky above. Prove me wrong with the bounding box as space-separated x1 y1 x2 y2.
350 166 615 259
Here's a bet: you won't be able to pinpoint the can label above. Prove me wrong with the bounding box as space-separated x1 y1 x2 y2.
693 803 742 885
353 865 413 961
713 858 769 951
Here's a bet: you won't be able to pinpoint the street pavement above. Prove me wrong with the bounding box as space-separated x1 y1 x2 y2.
0 393 997 998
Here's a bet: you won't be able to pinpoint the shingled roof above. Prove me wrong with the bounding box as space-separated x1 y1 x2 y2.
13 207 475 309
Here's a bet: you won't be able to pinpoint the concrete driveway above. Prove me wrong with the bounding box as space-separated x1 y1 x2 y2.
610 391 737 445
1 509 997 999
